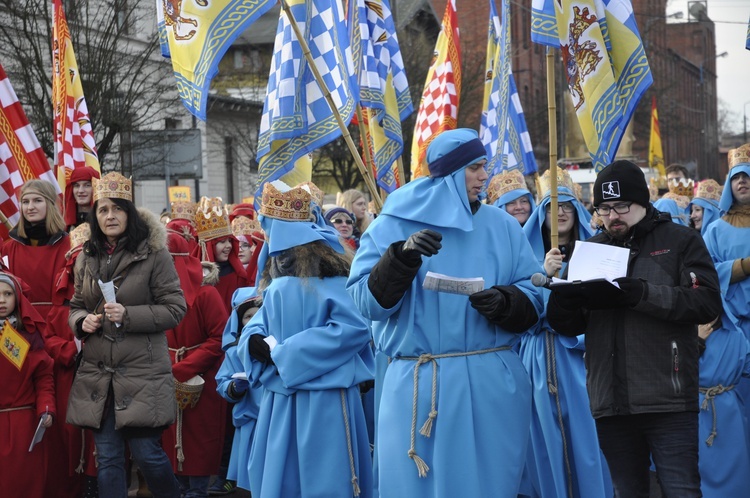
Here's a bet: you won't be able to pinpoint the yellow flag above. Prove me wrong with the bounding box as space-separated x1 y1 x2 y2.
0 320 30 370
649 96 665 176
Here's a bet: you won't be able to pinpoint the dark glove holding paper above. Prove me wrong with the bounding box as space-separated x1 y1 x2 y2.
469 287 506 320
613 277 647 307
248 334 274 364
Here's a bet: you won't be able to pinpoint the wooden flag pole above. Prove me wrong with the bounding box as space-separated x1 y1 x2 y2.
280 0 383 211
0 209 12 231
546 47 559 270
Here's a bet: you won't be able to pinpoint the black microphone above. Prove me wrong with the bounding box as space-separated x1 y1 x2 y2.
531 273 552 288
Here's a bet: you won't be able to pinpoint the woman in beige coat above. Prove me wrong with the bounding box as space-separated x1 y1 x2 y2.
66 172 186 498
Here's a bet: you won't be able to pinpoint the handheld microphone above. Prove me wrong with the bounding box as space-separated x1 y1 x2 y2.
531 273 552 289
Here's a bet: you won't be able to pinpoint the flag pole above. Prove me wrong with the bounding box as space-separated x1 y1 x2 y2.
280 0 383 211
0 210 12 231
546 47 559 273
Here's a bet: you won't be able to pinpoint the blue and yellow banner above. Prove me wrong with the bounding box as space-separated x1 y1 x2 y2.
156 0 276 120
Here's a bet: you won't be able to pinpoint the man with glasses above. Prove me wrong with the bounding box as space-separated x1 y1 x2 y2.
547 160 722 497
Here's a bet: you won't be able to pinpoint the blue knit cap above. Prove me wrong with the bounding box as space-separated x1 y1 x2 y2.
426 129 487 178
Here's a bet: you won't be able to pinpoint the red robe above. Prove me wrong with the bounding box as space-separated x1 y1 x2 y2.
163 285 228 475
0 335 56 498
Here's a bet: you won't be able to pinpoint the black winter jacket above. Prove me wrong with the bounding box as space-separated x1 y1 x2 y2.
547 207 722 418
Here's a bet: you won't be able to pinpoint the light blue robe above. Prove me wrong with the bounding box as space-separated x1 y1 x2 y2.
215 287 262 492
654 196 689 225
689 197 722 235
347 172 543 498
519 194 612 498
237 276 375 498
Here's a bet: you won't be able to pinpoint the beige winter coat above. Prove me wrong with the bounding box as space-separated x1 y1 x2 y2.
66 209 186 430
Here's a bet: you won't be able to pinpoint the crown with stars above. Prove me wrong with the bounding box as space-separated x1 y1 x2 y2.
195 197 231 241
231 216 261 237
728 144 750 169
694 179 722 202
170 201 197 224
260 181 313 222
93 172 132 202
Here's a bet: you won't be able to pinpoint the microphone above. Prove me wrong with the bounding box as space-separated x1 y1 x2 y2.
531 273 552 288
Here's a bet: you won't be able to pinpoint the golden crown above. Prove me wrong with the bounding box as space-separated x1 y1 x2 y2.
650 176 668 190
661 192 690 209
170 201 197 224
260 182 312 222
69 222 91 249
728 144 750 169
296 181 325 207
195 197 232 241
93 172 132 202
667 178 694 198
486 170 526 205
695 179 722 201
231 216 261 237
536 168 576 202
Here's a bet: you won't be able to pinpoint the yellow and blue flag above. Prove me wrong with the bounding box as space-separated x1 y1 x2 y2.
156 0 276 120
354 0 412 192
254 0 358 201
480 0 537 177
532 0 652 171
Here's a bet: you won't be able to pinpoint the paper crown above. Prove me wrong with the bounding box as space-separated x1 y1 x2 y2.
69 222 91 249
667 178 694 198
661 192 690 209
260 181 313 222
195 197 232 241
170 201 197 224
536 168 576 202
728 144 750 169
296 181 325 206
650 176 669 191
694 179 722 201
486 169 526 205
231 216 261 237
93 172 132 202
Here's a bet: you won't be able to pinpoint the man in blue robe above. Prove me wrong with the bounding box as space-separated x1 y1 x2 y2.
348 128 543 497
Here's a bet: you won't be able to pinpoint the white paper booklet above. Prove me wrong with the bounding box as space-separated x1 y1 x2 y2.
566 240 629 283
423 271 484 296
98 279 122 328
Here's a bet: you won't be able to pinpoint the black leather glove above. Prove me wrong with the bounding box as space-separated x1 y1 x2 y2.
614 277 647 307
549 290 588 311
248 334 273 364
469 288 506 320
402 229 442 263
359 379 375 394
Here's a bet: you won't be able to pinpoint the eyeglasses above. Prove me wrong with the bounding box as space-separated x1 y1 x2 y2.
331 218 353 225
545 202 575 213
239 242 252 250
595 202 633 216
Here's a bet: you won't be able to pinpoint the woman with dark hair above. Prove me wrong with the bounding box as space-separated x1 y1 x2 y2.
66 172 187 498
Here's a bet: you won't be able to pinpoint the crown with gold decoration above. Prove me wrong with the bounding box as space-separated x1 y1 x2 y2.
650 176 669 192
694 179 722 202
260 181 313 221
535 168 577 202
93 172 132 202
667 178 694 199
231 216 261 237
486 170 526 205
728 144 750 169
296 181 325 207
661 192 690 209
194 197 232 241
69 222 91 250
170 201 197 224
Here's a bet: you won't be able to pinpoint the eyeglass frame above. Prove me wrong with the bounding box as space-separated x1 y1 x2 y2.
595 202 633 216
331 218 354 225
545 202 576 214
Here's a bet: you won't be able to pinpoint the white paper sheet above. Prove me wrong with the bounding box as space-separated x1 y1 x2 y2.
29 408 48 452
566 240 629 283
98 279 121 328
422 271 485 296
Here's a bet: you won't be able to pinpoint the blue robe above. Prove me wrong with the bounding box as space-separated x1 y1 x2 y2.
237 276 374 498
519 194 612 498
348 176 543 497
215 287 262 492
689 198 722 236
653 197 689 225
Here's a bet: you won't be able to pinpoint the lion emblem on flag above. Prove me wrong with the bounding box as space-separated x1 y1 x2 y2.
560 6 602 111
163 0 210 41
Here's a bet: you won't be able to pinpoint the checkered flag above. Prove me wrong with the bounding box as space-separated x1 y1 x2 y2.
409 0 461 179
255 0 358 200
0 64 58 233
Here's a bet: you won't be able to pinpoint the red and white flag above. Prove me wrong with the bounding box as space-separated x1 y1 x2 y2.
409 0 461 179
0 64 57 234
52 0 100 192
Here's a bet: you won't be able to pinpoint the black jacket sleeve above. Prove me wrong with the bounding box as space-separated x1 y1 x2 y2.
367 241 422 309
487 285 540 332
546 292 589 337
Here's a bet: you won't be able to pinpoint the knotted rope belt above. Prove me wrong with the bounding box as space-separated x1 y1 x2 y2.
545 330 574 498
0 405 32 413
169 344 202 471
395 346 511 477
699 384 734 446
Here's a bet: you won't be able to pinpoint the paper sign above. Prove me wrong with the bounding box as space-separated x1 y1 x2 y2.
1 320 29 370
168 186 192 203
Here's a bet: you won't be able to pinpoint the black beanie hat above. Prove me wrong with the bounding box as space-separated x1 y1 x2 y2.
593 160 650 207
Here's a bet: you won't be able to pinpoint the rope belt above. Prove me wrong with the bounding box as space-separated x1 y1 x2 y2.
169 344 201 363
340 389 361 496
169 344 201 470
545 330 573 498
699 384 734 446
0 405 33 413
395 346 511 477
30 302 53 306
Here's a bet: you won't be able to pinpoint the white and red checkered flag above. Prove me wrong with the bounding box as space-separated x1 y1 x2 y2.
52 0 100 193
0 63 58 236
409 0 461 179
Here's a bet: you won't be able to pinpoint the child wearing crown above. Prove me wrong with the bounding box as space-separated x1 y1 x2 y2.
0 271 56 498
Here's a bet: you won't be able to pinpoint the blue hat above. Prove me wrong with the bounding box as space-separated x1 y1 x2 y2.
426 129 487 178
719 165 750 212
324 207 355 224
